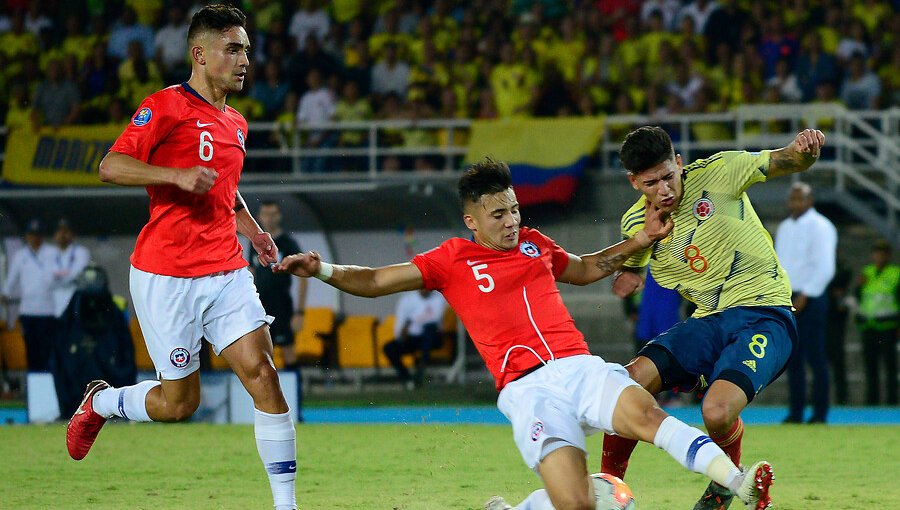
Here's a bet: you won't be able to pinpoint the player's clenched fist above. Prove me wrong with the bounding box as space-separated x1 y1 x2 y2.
273 251 322 277
612 270 644 298
792 128 825 160
177 166 219 194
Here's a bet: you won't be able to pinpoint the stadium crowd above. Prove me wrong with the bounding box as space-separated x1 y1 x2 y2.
0 0 896 137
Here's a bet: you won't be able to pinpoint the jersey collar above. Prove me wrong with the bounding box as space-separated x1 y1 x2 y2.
181 82 226 112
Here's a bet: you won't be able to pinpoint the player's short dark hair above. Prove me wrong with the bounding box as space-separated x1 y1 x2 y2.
458 157 513 207
619 126 676 174
188 4 246 43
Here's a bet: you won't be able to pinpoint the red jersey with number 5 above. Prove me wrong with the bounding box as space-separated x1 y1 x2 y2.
411 227 590 390
109 83 249 277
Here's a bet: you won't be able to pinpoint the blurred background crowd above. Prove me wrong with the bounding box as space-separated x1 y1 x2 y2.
0 0 896 135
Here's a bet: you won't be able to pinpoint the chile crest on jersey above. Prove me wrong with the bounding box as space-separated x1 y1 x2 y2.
519 241 541 258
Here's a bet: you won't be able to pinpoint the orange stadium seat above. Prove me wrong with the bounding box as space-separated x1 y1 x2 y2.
431 308 459 364
336 315 378 368
0 321 27 370
294 307 335 364
375 315 414 369
129 317 156 372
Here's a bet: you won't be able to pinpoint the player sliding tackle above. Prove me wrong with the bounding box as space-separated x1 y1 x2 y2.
274 158 774 510
604 127 825 510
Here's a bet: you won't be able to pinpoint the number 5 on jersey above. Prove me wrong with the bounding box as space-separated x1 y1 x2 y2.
470 263 495 293
199 131 214 161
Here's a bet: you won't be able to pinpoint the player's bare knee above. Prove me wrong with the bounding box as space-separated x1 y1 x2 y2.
701 400 736 431
633 402 667 442
624 357 661 394
247 360 281 393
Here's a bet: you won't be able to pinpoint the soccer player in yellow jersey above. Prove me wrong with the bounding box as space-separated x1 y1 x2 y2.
601 126 825 510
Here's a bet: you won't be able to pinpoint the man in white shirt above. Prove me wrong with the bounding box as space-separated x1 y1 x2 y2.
370 42 410 98
1 219 59 371
288 0 330 51
383 288 447 389
50 219 92 318
297 68 336 172
774 182 837 423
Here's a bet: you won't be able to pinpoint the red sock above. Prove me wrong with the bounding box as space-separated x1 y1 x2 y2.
709 417 744 467
601 433 639 479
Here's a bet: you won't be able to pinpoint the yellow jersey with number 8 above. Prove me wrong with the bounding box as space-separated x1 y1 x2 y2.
620 150 792 317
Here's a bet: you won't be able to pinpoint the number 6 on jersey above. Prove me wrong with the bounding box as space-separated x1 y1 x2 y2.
199 131 214 161
471 263 495 293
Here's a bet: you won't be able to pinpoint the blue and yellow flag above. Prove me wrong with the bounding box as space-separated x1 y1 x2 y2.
465 117 604 206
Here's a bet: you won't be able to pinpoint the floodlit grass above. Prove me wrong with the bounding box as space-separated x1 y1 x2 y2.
0 423 897 509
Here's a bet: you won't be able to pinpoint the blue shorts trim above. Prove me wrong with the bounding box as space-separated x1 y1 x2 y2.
638 306 797 402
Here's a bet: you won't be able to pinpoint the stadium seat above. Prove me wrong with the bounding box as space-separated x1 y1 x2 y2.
129 317 156 372
429 308 458 365
336 315 378 368
0 321 27 370
374 315 414 369
294 307 335 364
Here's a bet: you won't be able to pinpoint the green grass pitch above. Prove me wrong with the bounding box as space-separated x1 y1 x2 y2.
0 423 897 509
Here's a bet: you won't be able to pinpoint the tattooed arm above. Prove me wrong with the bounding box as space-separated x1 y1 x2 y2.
557 205 672 286
767 129 825 179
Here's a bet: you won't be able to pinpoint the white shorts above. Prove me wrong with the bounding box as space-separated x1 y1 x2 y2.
496 354 640 472
130 266 273 380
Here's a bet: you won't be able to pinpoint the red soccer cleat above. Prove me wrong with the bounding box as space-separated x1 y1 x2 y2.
66 380 110 460
737 460 775 510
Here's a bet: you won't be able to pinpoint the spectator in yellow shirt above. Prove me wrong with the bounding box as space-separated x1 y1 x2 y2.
490 43 535 117
0 12 39 77
334 80 372 150
544 16 584 83
61 15 92 64
117 42 163 110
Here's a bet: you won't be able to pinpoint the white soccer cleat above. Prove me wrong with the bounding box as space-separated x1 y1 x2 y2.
736 460 774 509
484 495 513 510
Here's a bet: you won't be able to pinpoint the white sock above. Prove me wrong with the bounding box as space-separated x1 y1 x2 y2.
255 408 297 510
653 416 741 488
514 489 554 510
91 381 160 422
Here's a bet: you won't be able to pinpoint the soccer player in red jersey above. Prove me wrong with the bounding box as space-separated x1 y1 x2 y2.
274 158 775 510
66 6 297 509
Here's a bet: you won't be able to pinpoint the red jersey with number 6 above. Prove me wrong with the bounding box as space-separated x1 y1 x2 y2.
411 227 591 390
109 83 249 277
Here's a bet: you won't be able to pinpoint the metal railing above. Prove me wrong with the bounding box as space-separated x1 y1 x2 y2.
241 118 471 178
0 106 896 240
593 105 899 243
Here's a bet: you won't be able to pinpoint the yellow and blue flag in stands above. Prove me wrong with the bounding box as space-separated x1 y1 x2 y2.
465 117 604 206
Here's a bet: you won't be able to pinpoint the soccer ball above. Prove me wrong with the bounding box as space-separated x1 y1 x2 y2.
591 473 636 510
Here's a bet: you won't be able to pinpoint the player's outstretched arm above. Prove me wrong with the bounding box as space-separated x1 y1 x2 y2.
99 151 218 194
767 128 825 179
273 252 424 298
558 202 672 286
